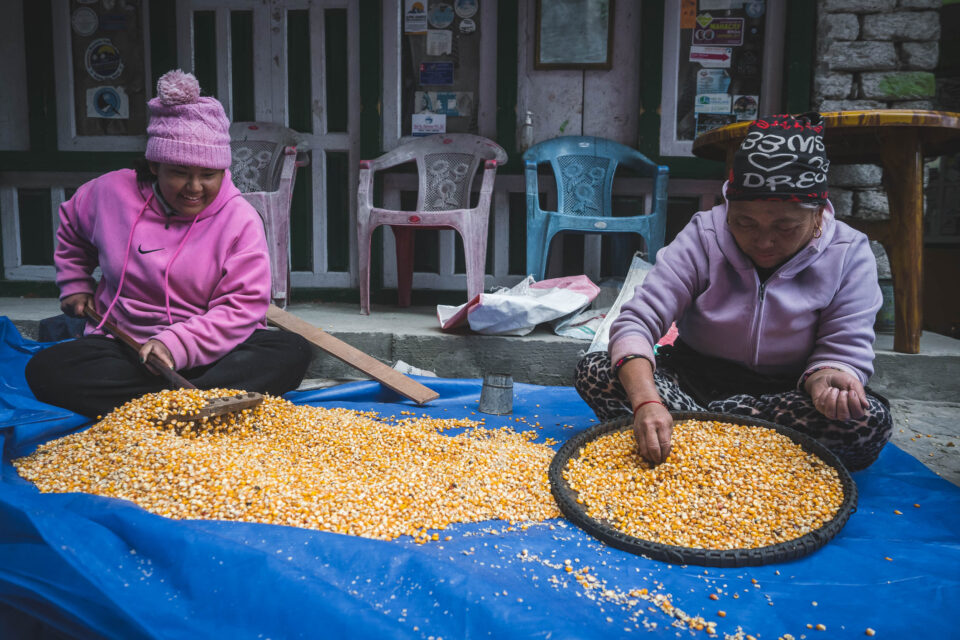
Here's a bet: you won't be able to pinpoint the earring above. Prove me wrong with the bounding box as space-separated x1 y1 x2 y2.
813 224 822 239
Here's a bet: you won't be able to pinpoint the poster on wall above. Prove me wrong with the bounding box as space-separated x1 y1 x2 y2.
402 0 481 135
70 0 147 136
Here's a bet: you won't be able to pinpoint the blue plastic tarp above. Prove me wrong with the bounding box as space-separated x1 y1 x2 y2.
1 316 959 639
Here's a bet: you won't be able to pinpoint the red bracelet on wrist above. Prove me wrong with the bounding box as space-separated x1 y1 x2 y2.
632 399 666 414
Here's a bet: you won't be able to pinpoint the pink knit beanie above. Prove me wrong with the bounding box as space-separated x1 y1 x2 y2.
145 70 231 170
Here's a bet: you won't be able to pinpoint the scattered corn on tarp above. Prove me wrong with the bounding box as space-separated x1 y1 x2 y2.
1 316 959 640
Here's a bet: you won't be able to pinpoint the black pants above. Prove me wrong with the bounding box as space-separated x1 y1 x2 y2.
25 330 313 419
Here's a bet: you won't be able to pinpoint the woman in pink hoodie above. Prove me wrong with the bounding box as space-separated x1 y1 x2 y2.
574 113 892 471
26 70 311 418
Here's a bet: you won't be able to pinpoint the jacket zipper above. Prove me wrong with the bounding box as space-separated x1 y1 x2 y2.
746 245 816 369
752 281 766 367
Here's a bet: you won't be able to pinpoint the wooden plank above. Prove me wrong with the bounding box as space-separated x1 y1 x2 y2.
266 304 439 405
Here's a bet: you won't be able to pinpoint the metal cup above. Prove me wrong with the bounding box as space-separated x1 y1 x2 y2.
478 373 514 415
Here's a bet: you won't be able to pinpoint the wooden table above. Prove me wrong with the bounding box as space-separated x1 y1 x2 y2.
692 110 960 354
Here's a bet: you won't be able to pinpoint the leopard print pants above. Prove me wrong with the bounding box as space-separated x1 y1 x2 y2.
573 351 893 471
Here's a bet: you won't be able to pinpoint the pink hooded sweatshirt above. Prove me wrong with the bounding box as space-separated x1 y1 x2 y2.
55 168 270 370
609 190 883 387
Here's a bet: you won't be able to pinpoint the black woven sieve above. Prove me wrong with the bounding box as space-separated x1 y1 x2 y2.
549 411 858 567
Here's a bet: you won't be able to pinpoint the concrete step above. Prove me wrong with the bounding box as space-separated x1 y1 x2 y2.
5 297 960 398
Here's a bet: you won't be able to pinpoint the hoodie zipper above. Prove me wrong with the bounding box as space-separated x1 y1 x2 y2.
752 281 766 368
747 245 818 368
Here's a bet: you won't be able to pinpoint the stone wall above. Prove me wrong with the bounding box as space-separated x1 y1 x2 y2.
813 0 941 220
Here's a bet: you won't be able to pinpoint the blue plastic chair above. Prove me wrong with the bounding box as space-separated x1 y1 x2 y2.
523 136 669 280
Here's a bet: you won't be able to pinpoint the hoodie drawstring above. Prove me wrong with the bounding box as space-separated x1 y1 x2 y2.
95 194 154 332
163 212 203 324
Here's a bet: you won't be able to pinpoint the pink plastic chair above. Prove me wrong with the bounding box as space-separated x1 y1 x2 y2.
357 134 508 315
229 122 309 309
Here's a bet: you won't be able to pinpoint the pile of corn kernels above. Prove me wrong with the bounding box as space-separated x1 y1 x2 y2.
14 389 560 540
563 419 845 550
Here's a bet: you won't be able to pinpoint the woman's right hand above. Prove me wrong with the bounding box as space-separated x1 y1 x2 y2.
61 293 92 318
632 402 674 465
618 356 674 465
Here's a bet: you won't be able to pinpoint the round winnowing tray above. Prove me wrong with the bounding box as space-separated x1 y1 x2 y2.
549 411 858 567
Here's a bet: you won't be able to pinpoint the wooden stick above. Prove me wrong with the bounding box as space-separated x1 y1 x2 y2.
83 307 264 422
266 304 439 405
85 307 196 389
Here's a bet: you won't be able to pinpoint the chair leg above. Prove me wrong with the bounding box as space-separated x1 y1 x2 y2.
462 232 487 302
393 226 415 308
526 220 549 281
358 222 374 315
533 230 555 281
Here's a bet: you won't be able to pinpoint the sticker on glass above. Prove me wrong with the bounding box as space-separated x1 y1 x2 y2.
733 95 759 121
405 0 428 34
86 86 130 119
680 0 697 29
693 16 744 46
427 29 453 56
72 7 99 36
415 91 474 117
419 61 455 85
695 113 736 136
745 1 765 18
412 113 447 136
454 0 478 19
428 3 455 29
459 18 476 34
696 69 730 94
85 38 123 81
694 93 732 114
689 45 732 68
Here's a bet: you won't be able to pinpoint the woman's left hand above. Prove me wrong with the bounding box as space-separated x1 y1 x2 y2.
139 339 176 374
805 368 868 421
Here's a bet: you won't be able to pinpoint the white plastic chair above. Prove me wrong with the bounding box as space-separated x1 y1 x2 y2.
229 122 309 308
357 133 508 315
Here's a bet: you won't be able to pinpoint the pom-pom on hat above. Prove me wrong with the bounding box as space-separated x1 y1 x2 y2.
145 70 231 170
726 112 829 204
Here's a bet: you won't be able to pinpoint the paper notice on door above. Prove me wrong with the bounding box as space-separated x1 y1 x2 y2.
426 29 452 55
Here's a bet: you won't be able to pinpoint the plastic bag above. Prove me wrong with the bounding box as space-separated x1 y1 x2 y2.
587 253 655 353
551 307 608 340
437 275 600 336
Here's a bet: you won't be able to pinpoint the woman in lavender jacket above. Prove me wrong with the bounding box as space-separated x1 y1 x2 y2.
574 113 892 471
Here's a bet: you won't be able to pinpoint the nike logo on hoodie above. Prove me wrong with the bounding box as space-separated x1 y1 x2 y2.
138 244 164 254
